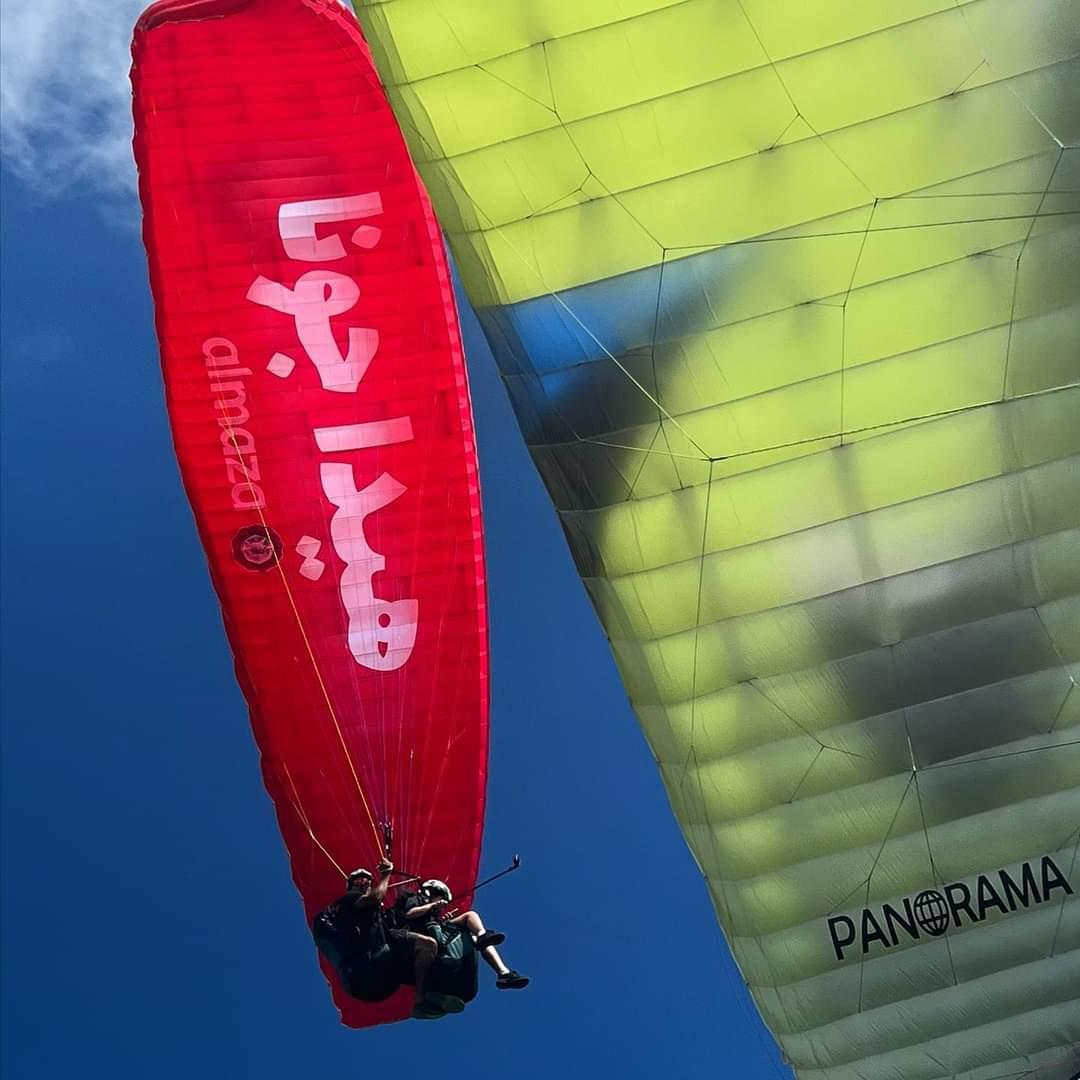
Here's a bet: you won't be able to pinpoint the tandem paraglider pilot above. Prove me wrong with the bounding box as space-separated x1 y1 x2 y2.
313 861 528 1020
313 859 451 1019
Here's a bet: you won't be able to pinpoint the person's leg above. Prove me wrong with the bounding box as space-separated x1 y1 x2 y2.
410 931 466 1016
449 910 485 935
446 910 508 972
412 933 437 1002
446 912 528 990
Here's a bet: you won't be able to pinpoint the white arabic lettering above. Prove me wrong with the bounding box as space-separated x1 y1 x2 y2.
320 462 417 671
278 193 382 262
313 417 414 453
247 270 378 393
248 191 421 671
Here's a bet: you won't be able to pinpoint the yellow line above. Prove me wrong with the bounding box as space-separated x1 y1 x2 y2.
214 385 383 857
282 761 347 880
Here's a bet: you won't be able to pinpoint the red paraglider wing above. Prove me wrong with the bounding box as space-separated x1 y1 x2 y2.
131 0 489 1028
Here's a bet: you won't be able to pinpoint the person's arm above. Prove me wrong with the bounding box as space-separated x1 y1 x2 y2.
343 890 377 911
373 858 393 903
402 895 446 923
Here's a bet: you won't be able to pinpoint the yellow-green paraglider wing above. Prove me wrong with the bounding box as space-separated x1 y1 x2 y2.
353 1 1080 1075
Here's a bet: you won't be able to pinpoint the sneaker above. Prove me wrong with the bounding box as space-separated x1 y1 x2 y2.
496 969 529 990
412 1002 446 1020
423 992 465 1014
475 931 505 949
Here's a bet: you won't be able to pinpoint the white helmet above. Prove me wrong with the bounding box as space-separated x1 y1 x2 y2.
420 878 452 903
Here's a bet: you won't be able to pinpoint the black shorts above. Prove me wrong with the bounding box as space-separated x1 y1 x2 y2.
387 927 436 984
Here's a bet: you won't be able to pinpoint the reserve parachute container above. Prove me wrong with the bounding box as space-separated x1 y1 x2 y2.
352 0 1080 1073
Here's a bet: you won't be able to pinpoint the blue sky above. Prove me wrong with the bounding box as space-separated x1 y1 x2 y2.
0 6 790 1077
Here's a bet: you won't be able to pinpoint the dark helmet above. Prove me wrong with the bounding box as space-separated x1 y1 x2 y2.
347 867 373 888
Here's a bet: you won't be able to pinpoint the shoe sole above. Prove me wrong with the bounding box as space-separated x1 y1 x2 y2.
412 1010 447 1020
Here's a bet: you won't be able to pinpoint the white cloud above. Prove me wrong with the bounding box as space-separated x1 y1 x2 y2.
1 0 147 196
1 0 356 200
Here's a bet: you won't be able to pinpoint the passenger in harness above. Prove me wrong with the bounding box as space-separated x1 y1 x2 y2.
396 879 529 992
313 860 461 1019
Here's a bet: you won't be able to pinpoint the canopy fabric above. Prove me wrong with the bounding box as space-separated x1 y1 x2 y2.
354 0 1080 1072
